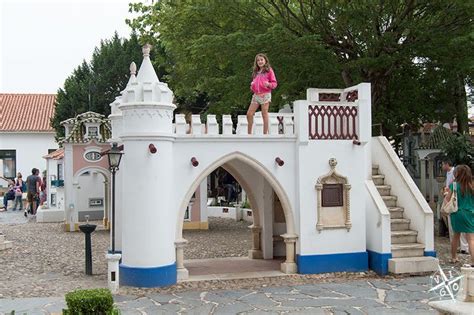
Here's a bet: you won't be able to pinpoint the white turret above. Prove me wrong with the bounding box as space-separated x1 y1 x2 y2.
119 44 175 137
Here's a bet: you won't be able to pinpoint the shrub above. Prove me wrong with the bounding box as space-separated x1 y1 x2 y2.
63 288 118 315
441 132 474 168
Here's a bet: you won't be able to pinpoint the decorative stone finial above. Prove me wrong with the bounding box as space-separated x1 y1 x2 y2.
329 158 337 169
130 62 137 76
142 44 152 57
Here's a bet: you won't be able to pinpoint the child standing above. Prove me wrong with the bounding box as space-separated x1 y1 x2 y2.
247 53 277 134
13 185 23 211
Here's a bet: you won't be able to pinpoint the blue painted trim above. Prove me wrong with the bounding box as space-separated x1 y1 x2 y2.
424 250 437 258
367 250 392 275
297 252 368 274
107 250 122 254
120 262 177 287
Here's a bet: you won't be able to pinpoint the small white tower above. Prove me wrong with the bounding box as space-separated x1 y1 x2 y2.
118 44 177 287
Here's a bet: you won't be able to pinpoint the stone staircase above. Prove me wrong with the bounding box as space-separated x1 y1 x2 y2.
372 165 438 274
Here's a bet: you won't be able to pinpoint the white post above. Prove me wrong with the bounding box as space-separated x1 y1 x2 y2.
106 253 122 294
222 115 233 135
175 239 189 280
428 158 436 210
420 158 427 199
293 100 308 144
280 233 298 274
248 225 263 259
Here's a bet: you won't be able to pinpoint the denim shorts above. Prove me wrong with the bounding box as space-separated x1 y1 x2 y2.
252 93 271 105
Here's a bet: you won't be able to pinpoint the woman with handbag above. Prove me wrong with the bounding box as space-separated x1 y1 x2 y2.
444 164 474 265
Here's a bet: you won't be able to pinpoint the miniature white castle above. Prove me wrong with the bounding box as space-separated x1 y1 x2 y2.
60 45 438 287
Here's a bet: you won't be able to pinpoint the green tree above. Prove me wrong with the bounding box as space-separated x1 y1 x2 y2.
51 33 144 138
127 1 342 116
128 0 473 138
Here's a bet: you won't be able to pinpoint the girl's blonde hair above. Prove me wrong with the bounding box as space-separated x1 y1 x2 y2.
454 164 473 196
252 53 271 77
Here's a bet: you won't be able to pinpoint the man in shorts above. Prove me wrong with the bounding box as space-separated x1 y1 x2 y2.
25 168 40 217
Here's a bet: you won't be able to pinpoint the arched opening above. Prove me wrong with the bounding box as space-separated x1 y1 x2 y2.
72 167 110 228
175 152 297 280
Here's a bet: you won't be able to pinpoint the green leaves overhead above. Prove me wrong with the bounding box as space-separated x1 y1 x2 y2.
51 33 143 139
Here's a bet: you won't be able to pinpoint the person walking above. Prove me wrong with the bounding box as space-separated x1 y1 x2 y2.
25 168 41 217
247 53 278 134
442 159 469 254
445 165 474 265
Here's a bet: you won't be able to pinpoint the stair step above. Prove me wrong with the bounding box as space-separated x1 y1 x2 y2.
391 243 425 258
372 174 385 185
382 195 397 207
372 165 379 176
376 185 391 196
391 230 418 244
388 257 439 274
391 218 410 231
388 207 404 219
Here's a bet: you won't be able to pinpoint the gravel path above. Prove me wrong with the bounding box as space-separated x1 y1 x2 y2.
0 211 470 299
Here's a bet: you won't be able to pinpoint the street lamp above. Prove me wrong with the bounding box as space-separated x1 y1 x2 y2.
106 142 123 254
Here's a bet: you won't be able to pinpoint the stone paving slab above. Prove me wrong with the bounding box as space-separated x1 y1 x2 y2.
0 276 445 314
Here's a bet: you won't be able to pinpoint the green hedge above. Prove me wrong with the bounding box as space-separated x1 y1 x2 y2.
63 288 118 315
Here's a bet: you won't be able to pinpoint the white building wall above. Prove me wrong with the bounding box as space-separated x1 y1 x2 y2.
75 171 106 221
0 132 57 177
296 140 369 255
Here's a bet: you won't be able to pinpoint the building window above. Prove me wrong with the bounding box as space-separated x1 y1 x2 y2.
51 193 57 206
0 150 16 179
88 126 98 137
57 163 64 181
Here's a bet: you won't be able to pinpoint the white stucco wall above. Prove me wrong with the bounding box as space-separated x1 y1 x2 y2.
74 171 106 221
0 132 57 177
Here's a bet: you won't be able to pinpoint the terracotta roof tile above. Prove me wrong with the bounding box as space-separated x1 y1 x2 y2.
43 148 64 160
0 94 56 132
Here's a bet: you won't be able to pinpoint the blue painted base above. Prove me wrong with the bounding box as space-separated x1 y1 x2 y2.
297 252 368 274
424 250 437 257
120 262 177 287
367 250 392 275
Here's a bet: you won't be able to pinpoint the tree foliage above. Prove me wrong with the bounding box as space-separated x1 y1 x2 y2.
51 33 143 138
128 0 474 138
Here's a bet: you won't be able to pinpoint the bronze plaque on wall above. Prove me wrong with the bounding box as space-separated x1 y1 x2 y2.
321 184 343 207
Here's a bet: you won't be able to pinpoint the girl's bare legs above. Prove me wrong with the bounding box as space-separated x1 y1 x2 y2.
247 102 259 134
451 232 460 261
262 102 270 134
466 233 474 265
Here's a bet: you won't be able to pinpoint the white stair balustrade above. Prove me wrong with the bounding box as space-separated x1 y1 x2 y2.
254 112 264 135
269 115 279 135
191 115 202 135
237 115 248 135
222 115 233 135
206 115 218 135
175 114 186 135
284 115 294 135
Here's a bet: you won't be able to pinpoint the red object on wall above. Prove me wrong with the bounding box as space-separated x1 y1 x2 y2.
275 157 284 166
191 157 199 167
149 144 157 154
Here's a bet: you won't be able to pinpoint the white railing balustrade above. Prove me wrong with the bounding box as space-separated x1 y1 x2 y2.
173 113 295 136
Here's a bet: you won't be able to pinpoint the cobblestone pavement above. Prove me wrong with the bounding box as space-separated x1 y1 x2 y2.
0 276 440 314
0 209 470 313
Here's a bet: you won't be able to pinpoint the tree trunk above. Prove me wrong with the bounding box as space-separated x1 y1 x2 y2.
453 75 468 134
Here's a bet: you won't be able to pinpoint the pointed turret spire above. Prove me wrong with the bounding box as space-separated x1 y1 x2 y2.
136 44 159 83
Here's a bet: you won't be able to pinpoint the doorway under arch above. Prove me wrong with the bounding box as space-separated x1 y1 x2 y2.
72 166 110 228
175 151 298 279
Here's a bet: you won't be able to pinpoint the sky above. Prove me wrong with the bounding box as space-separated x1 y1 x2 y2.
1 0 136 94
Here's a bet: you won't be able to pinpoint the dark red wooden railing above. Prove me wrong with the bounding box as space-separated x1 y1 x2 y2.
308 105 359 140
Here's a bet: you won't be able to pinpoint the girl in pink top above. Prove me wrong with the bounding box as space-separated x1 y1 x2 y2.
247 53 277 134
